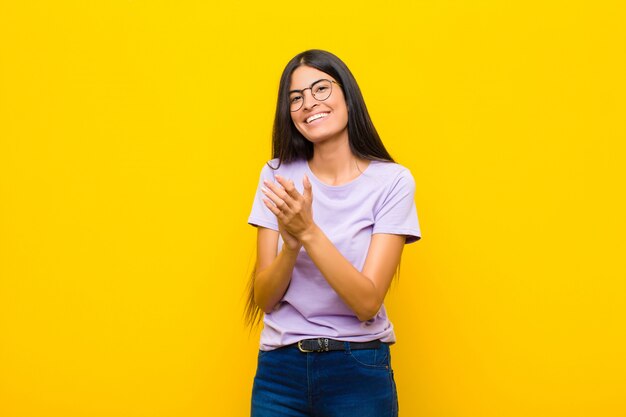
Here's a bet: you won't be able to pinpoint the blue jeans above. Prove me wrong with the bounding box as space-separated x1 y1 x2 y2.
251 341 398 417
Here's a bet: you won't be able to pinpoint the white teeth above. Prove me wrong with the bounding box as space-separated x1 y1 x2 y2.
306 112 329 124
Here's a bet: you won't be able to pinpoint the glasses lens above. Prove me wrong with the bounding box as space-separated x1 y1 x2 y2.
312 80 332 101
290 94 303 111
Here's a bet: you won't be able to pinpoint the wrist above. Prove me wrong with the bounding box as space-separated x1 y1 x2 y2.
282 244 301 257
298 224 320 245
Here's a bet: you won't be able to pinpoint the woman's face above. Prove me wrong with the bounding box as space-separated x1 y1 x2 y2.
289 65 349 145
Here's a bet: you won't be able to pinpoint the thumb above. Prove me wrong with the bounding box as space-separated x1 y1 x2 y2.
303 174 313 200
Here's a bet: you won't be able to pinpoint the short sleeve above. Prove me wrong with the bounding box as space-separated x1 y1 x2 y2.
248 162 279 231
372 168 421 244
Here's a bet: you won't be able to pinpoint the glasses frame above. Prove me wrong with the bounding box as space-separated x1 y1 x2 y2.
289 79 341 112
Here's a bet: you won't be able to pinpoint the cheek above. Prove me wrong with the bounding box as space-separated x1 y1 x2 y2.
336 105 349 126
332 97 349 121
291 116 306 135
290 111 304 125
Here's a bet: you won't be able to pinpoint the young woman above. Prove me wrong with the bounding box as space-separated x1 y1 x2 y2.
245 49 421 417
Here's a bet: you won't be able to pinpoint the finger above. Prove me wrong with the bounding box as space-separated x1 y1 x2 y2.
275 174 302 200
261 187 289 212
263 198 289 222
303 174 313 201
264 178 296 208
262 198 280 216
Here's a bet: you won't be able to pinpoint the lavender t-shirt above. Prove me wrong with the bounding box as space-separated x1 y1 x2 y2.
248 158 421 351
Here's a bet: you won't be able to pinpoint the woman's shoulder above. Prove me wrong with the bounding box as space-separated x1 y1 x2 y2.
367 160 415 184
258 158 307 176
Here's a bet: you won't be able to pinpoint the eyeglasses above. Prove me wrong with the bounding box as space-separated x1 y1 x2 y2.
289 79 341 112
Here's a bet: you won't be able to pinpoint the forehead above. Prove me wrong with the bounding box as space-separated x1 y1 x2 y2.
289 66 334 90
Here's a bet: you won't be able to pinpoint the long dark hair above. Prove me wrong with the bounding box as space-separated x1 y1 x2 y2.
272 49 395 166
244 50 395 328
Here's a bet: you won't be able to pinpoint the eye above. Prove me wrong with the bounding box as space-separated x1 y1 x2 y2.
290 95 302 103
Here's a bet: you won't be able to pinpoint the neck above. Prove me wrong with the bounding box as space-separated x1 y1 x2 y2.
309 135 369 186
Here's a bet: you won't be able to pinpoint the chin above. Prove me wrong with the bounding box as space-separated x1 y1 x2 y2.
301 132 332 144
299 126 347 144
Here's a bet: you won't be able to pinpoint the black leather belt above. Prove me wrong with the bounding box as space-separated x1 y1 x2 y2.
295 338 382 353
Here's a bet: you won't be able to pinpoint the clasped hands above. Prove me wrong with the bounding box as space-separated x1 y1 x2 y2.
262 174 315 251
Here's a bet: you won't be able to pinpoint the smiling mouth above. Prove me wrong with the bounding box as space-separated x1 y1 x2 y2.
306 112 329 124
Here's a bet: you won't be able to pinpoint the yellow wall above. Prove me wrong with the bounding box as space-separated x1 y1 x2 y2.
1 1 624 416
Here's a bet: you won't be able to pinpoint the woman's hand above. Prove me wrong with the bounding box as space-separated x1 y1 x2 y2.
261 174 314 242
277 223 301 252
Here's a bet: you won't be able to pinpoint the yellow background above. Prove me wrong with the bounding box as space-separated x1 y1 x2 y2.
1 1 625 416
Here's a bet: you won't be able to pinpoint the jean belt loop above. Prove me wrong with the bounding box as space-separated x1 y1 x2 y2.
344 341 351 354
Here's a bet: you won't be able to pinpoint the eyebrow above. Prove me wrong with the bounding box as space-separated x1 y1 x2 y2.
288 79 326 94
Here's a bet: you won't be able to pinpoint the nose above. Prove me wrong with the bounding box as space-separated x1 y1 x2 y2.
301 89 319 111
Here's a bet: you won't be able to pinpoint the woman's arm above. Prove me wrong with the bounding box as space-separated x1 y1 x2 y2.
301 229 405 321
262 175 407 321
253 226 300 314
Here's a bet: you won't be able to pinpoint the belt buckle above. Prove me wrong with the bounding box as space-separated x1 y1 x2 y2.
297 340 315 353
297 338 329 353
